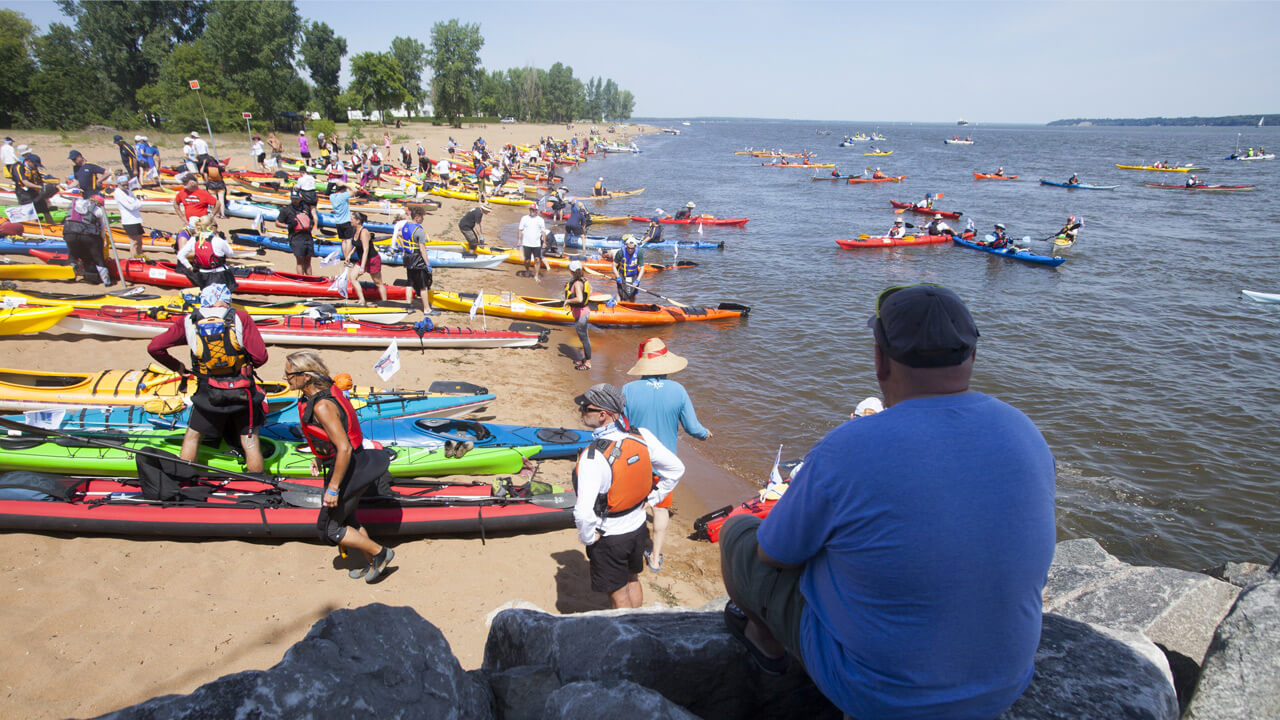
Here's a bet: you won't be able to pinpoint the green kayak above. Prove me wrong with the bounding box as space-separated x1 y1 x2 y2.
2 204 121 224
0 431 539 478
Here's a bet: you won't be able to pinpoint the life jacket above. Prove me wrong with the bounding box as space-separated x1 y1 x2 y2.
396 222 421 254
63 199 102 236
574 428 655 520
289 203 313 233
188 308 246 378
297 386 363 463
193 235 224 270
565 277 590 306
617 247 640 277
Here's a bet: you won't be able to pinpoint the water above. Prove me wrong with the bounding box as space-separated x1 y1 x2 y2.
535 120 1278 571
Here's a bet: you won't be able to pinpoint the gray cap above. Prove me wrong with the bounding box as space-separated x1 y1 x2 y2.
867 285 979 368
574 383 626 415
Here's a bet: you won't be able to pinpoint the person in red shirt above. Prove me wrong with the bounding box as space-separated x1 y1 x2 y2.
172 174 223 223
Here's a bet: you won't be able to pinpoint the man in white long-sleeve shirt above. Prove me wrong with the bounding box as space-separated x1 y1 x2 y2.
572 383 684 609
110 175 146 257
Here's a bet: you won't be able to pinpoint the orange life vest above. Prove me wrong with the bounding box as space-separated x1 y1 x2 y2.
575 429 655 519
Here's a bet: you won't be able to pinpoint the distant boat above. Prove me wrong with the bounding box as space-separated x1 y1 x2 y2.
1260 117 1265 127
957 119 969 126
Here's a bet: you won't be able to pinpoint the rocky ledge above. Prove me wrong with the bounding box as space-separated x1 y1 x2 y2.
96 540 1278 720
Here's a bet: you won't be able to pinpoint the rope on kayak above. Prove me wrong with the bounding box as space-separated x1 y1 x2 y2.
477 506 486 546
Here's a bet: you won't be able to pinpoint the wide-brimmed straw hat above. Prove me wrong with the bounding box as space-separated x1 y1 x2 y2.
627 338 688 376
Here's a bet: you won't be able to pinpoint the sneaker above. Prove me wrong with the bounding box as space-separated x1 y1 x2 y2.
644 550 663 573
365 546 395 584
348 566 369 579
455 440 474 457
443 440 457 458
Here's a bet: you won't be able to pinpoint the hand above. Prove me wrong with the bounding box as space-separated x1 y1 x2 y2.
310 460 320 477
702 430 713 440
323 489 338 508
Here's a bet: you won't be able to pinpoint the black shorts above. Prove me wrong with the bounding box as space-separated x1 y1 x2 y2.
122 223 144 238
256 153 266 165
335 222 354 240
585 524 648 594
301 152 311 159
406 267 432 292
188 387 266 439
289 234 314 260
316 448 391 545
522 245 543 261
206 180 226 192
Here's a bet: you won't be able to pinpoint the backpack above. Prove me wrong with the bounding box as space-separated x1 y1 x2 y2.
63 199 102 236
290 206 313 233
190 308 246 378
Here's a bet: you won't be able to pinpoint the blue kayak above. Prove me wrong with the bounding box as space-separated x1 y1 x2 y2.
262 416 591 460
0 237 72 256
1039 179 1118 191
953 236 1065 267
554 233 724 251
226 200 395 233
227 231 506 269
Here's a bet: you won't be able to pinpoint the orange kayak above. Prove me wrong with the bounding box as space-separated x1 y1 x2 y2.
973 173 1018 180
429 290 748 327
836 234 953 249
495 248 697 275
847 175 906 184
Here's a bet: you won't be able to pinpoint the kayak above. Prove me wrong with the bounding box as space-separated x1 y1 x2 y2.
584 188 646 200
943 139 974 145
1142 183 1255 192
427 188 533 207
973 173 1018 180
0 429 540 478
0 473 574 539
762 162 835 168
835 234 953 249
863 151 893 156
1115 164 1204 173
497 248 700 275
629 216 749 227
889 201 962 219
224 200 395 233
0 259 73 280
0 306 72 335
556 233 724 251
429 290 749 327
227 231 508 269
0 363 300 413
264 416 591 460
847 176 906 184
1039 180 1118 190
0 288 410 324
1239 286 1280 301
952 236 1065 267
56 306 547 349
1225 154 1274 161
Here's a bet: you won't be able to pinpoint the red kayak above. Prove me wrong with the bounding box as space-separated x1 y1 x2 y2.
630 216 749 227
1143 182 1255 192
847 175 906 184
889 201 963 219
693 493 779 543
31 251 412 301
836 234 953 249
973 173 1018 180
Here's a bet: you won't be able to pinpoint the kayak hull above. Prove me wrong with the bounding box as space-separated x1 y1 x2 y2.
973 173 1018 180
889 201 962 219
847 176 906 184
0 306 73 335
1142 183 1255 192
1242 290 1280 304
836 234 952 249
264 416 591 460
1039 180 1118 190
952 237 1066 267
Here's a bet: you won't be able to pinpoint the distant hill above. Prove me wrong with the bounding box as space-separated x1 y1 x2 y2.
1049 115 1277 127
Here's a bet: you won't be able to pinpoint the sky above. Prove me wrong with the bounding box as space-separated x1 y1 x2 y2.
8 0 1279 124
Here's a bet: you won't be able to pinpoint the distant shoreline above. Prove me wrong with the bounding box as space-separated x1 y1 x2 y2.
1049 114 1276 127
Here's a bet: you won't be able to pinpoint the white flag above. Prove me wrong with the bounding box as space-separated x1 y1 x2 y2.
697 222 703 235
327 267 350 298
5 203 37 223
768 444 784 487
320 248 341 266
251 212 264 233
23 409 65 430
672 243 678 260
469 289 483 320
373 340 401 381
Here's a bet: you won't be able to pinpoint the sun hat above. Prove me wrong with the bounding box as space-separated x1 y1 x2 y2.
133 135 143 142
2 137 10 143
573 383 626 415
183 137 192 144
995 223 1005 229
568 259 583 272
893 218 904 224
200 283 232 307
15 144 29 155
479 204 492 213
627 338 688 376
867 284 979 369
190 131 199 138
318 132 325 137
685 201 695 208
933 214 943 220
299 130 306 135
598 177 604 181
853 397 884 416
139 136 148 142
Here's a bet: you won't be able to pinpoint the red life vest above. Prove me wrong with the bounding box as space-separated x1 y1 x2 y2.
193 236 224 269
297 386 363 463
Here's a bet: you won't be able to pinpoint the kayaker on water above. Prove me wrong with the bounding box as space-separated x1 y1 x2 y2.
994 166 1005 176
593 177 607 197
673 201 695 221
925 214 954 237
886 217 907 239
915 193 934 209
640 219 663 247
286 350 396 584
572 382 684 609
565 260 592 370
1056 216 1082 244
871 167 886 180
613 235 645 301
1067 173 1080 185
1185 174 1202 188
986 223 1009 248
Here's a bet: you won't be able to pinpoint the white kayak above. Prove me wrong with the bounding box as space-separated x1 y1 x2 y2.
1241 289 1280 303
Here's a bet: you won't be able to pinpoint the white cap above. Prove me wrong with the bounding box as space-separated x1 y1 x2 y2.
133 135 143 141
183 137 192 144
568 259 582 271
854 397 883 417
299 130 306 135
318 132 325 137
894 217 903 224
685 201 695 208
190 131 199 137
598 177 603 181
139 136 148 142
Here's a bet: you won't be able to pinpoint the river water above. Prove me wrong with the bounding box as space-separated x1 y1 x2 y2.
523 120 1277 571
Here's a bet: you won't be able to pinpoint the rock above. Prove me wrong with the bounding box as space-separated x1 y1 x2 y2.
1184 577 1280 719
485 599 547 627
95 604 493 720
484 608 840 719
1001 614 1178 720
486 665 560 720
1202 561 1271 589
544 680 702 719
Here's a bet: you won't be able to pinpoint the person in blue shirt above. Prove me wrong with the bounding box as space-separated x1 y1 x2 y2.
622 338 711 572
719 284 1056 719
564 201 588 246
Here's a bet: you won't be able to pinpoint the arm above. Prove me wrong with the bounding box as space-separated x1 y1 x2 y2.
413 227 431 269
236 310 270 367
572 453 605 544
116 191 143 215
146 315 190 373
677 386 710 439
173 195 185 222
640 428 685 505
312 399 353 497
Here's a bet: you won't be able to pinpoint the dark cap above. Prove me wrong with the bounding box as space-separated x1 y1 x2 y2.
68 150 82 160
573 383 626 415
867 285 978 368
112 134 123 142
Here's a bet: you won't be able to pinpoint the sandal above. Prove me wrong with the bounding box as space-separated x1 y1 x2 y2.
574 362 590 371
724 603 789 676
644 549 663 573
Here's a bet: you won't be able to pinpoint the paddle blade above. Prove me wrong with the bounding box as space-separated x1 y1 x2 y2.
529 491 576 509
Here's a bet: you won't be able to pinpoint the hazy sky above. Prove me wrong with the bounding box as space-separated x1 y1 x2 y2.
9 0 1278 124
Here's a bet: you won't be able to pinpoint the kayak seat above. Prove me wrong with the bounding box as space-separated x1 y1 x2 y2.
0 436 51 451
0 471 77 501
415 417 491 441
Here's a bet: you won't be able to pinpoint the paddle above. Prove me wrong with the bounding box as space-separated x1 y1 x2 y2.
624 283 694 310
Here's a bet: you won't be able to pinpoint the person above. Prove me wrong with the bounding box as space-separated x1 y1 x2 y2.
994 166 1005 176
394 206 433 311
252 135 266 170
344 211 387 306
640 218 663 246
0 137 16 180
613 235 645 301
988 222 1009 248
173 174 222 224
673 201 696 221
517 203 547 281
147 283 270 476
113 135 139 181
329 178 352 245
1067 172 1080 185
564 201 588 246
177 215 237 290
298 130 311 162
62 192 114 286
111 174 146 257
275 189 318 275
622 339 710 573
190 131 211 171
14 151 57 224
383 131 391 153
593 177 607 197
457 203 490 252
267 131 282 166
182 137 199 174
886 217 907 239
924 213 953 237
203 158 228 214
433 157 451 183
1186 174 1201 188
915 193 934 209
317 132 330 166
871 167 885 179
1056 216 1082 247
294 173 319 210
718 284 1056 717
565 260 592 370
285 350 396 583
67 150 106 195
400 146 412 170
416 142 428 172
572 383 683 608
139 136 160 187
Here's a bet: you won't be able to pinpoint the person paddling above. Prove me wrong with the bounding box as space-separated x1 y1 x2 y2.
285 350 396 584
673 201 696 221
886 217 907 239
1067 173 1080 185
987 223 1009 248
925 214 954 237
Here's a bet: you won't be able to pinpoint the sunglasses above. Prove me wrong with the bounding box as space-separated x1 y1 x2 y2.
577 404 606 414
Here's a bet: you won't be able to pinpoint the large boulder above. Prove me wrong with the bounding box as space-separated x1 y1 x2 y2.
95 604 493 720
1184 573 1280 719
544 680 702 720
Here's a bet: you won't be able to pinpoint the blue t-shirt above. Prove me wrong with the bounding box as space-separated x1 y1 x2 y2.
329 191 350 224
758 392 1056 720
622 377 708 455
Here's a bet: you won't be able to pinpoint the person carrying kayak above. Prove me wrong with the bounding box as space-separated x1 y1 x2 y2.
177 215 237 291
673 201 696 221
344 211 388 306
286 350 396 584
886 217 907 239
565 260 592 370
925 214 954 237
147 282 269 474
593 177 608 197
1067 173 1080 185
614 235 646 301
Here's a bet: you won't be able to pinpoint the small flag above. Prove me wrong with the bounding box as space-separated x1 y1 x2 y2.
23 409 65 430
768 444 784 487
5 203 37 223
251 212 264 233
327 267 350 298
373 340 401 381
320 248 341 266
469 289 483 320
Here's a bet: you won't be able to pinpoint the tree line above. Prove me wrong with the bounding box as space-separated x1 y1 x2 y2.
0 2 636 131
1048 115 1277 127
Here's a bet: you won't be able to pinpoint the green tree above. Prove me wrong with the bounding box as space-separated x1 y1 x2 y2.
349 51 408 125
299 21 346 121
543 62 583 122
202 0 305 122
0 9 36 126
28 23 107 129
389 35 428 112
516 66 543 122
614 90 635 120
425 19 483 127
136 40 252 133
55 0 208 111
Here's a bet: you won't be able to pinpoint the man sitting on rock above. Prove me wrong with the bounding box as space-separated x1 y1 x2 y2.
719 284 1057 719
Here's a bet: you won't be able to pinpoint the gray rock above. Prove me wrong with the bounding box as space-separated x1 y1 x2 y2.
544 680 702 720
95 604 493 720
1184 577 1280 719
1202 561 1272 589
484 608 840 719
1001 614 1179 720
487 665 561 720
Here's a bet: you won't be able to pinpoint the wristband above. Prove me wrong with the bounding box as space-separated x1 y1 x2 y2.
325 489 339 496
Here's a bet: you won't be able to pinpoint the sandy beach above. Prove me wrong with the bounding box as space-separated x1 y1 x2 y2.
0 121 736 718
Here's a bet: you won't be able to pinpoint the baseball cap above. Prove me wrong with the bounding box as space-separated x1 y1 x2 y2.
112 134 123 142
68 150 82 160
574 383 626 415
133 135 143 142
568 259 583 272
867 284 979 368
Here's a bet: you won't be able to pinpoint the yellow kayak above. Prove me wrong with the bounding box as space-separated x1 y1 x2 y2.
0 260 75 280
1114 164 1200 173
427 188 533 207
585 188 646 201
0 306 73 336
0 289 410 324
864 151 894 156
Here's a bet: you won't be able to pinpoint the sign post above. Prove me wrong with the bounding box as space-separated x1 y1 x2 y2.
242 111 252 140
188 79 218 159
